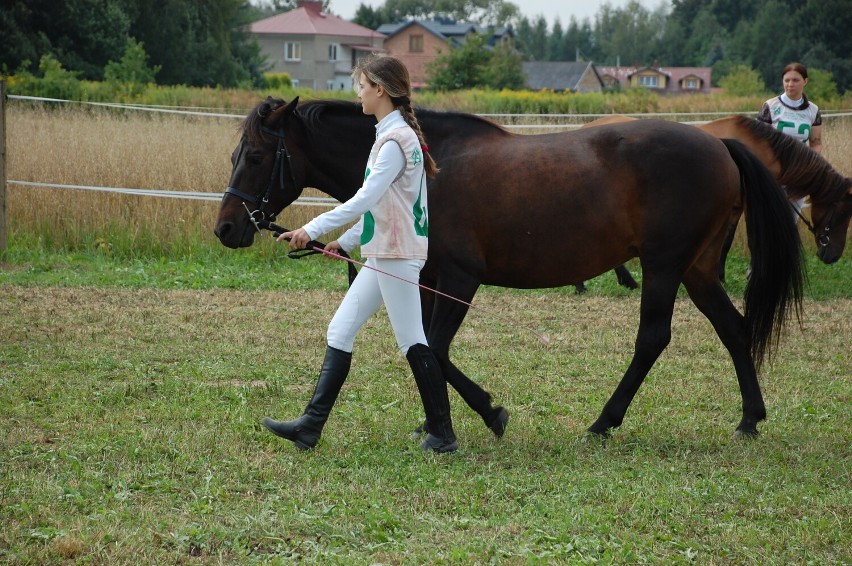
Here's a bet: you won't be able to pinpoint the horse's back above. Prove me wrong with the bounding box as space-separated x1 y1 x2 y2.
427 119 742 288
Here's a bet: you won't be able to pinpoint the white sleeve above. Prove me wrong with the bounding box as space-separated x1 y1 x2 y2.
336 218 362 253
302 140 405 240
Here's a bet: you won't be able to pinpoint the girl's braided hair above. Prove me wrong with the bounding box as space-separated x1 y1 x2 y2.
354 55 439 177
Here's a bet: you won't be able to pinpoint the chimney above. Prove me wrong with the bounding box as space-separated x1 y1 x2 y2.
298 1 323 14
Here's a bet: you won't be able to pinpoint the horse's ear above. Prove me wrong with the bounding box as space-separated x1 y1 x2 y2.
269 97 299 127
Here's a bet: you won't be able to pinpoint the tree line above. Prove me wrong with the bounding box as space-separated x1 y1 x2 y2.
2 0 849 95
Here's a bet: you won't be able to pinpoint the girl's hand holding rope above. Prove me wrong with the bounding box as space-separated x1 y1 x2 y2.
277 227 310 250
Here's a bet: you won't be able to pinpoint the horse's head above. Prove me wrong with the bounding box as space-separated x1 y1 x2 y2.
811 182 852 264
214 96 304 248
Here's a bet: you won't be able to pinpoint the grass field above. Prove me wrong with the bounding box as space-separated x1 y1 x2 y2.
1 280 850 564
1 102 850 564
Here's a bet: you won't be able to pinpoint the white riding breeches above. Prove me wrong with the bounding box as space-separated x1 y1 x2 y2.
326 257 428 354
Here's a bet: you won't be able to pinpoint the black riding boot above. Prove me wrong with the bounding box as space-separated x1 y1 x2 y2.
406 343 458 453
262 346 352 450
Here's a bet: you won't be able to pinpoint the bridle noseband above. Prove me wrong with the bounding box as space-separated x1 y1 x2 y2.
225 126 298 227
223 123 359 286
794 197 846 248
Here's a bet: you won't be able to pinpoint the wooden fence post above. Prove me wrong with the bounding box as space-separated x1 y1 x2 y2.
0 80 6 252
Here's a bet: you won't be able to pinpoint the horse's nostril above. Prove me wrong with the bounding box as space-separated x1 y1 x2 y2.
215 222 232 239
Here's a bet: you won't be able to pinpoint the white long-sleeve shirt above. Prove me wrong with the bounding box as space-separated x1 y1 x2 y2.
304 110 426 258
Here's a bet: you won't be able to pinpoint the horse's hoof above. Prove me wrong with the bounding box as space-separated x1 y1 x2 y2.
582 429 610 444
586 423 613 439
421 434 458 453
487 407 510 438
410 419 428 440
734 428 760 439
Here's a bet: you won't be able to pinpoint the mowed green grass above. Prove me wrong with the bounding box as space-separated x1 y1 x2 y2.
1 254 849 564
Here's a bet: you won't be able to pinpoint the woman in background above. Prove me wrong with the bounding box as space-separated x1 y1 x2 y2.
757 62 823 219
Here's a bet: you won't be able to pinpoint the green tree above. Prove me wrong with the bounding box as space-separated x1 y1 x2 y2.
718 64 765 96
514 15 548 61
482 41 525 89
104 38 161 97
546 19 565 61
353 0 518 28
0 0 130 80
426 33 492 90
594 1 667 66
427 31 522 90
123 0 261 87
803 68 840 104
104 38 160 85
797 0 852 95
563 17 596 62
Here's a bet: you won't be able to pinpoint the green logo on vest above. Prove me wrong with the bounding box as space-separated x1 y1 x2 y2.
413 174 428 236
361 211 375 245
411 148 422 166
360 166 375 245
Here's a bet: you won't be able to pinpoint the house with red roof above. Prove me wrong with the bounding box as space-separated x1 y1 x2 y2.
597 66 712 94
247 1 385 91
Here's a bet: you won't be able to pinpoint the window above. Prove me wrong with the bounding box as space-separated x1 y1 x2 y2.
327 80 335 90
684 78 698 89
328 43 339 61
409 34 424 53
291 79 300 88
285 42 301 62
638 75 658 88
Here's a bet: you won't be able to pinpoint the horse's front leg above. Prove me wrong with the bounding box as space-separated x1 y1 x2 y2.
425 278 509 437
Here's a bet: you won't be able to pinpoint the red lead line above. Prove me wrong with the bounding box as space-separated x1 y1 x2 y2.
310 246 551 345
310 246 474 308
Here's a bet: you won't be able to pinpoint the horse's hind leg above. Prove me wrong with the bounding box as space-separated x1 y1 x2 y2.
426 277 509 437
588 270 681 436
614 264 639 289
717 220 739 283
682 267 766 435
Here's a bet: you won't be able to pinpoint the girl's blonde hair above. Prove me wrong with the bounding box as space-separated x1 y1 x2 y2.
354 55 439 177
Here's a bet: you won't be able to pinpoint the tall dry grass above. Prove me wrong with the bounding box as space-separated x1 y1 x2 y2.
4 101 851 256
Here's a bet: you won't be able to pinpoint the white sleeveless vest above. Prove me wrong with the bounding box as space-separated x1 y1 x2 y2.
360 127 429 259
757 94 822 144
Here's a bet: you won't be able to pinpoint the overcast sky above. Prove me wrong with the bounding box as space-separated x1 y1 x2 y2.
326 0 667 27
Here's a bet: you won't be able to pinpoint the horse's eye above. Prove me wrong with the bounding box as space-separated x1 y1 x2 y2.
247 153 264 166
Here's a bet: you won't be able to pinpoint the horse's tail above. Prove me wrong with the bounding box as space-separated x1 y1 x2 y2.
722 138 805 369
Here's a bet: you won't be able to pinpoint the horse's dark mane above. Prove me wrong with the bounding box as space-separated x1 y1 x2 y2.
295 99 509 138
737 115 851 203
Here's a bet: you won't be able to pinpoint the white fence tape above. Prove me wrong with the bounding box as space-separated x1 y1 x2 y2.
7 180 340 206
7 94 851 198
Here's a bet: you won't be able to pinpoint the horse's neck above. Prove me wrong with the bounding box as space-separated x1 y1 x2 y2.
301 107 374 202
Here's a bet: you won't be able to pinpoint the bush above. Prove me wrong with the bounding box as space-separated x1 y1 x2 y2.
719 65 766 97
263 72 292 90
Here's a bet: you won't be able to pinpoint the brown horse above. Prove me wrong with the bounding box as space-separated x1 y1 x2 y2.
582 114 852 281
216 98 808 439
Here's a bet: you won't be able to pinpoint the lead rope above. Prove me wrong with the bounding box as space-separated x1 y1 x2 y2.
244 206 550 344
307 246 551 346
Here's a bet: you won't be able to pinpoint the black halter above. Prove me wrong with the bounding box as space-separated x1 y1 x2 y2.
224 125 358 286
793 199 836 248
225 126 298 226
